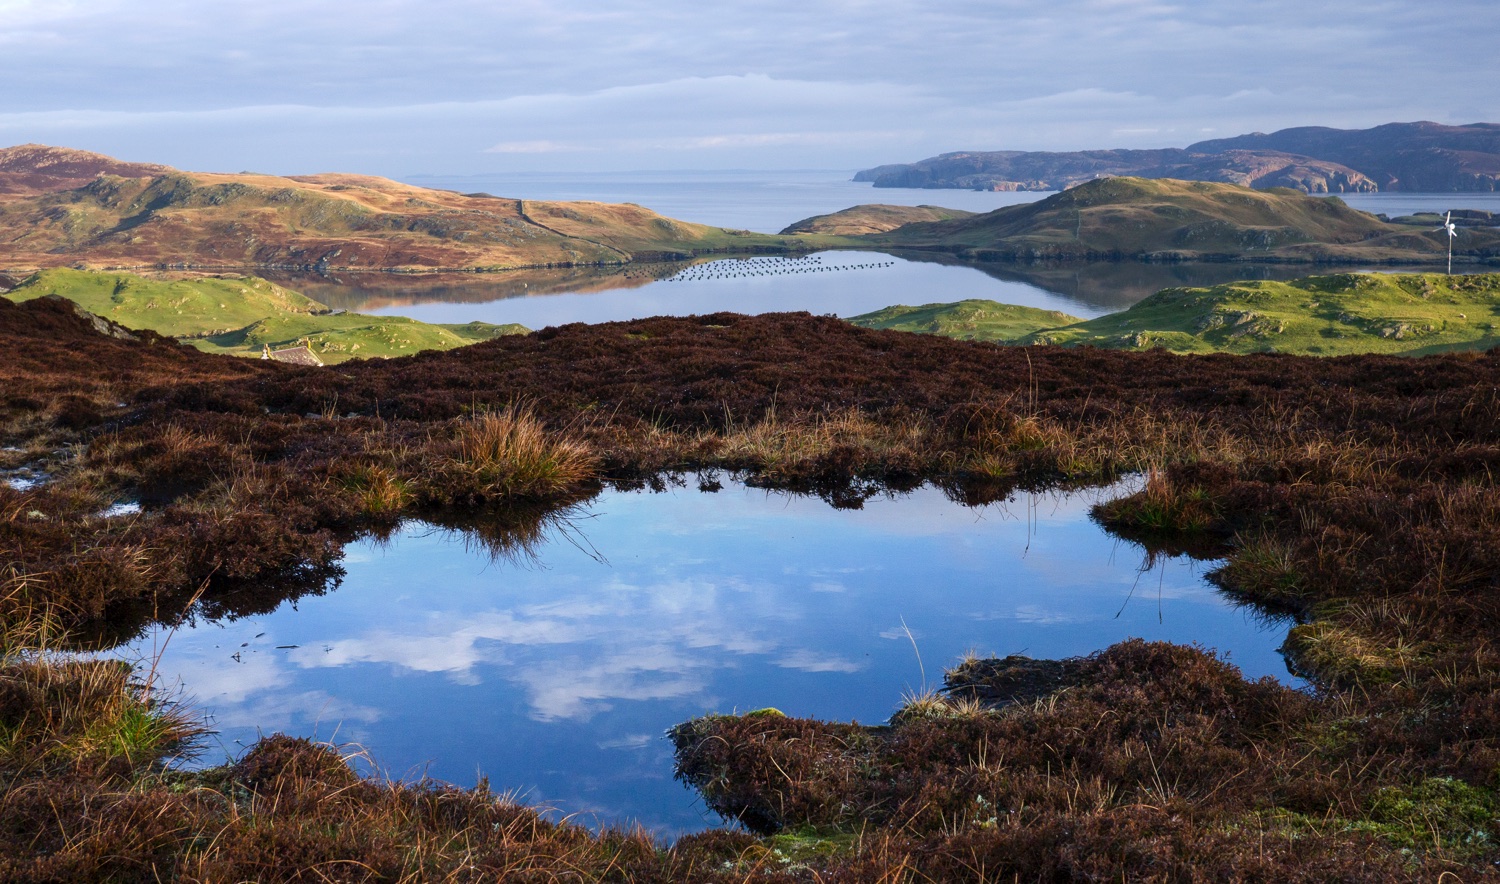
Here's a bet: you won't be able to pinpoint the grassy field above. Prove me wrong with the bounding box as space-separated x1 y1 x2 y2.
3 269 526 363
847 299 1082 341
856 272 1500 356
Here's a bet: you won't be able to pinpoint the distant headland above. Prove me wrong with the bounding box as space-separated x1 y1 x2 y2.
855 121 1500 194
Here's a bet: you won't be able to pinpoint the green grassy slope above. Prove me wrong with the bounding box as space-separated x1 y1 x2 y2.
856 177 1497 263
1022 273 1500 355
847 300 1083 342
4 269 527 363
4 270 326 336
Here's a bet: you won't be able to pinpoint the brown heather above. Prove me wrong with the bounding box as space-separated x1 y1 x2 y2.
3 294 1500 879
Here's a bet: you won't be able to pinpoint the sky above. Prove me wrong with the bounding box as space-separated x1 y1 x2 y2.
1 0 1496 177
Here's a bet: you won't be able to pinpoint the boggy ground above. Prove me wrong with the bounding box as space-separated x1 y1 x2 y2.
3 294 1500 879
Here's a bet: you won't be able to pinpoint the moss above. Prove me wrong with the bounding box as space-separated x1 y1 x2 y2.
1365 777 1499 854
766 827 860 864
1244 779 1499 857
744 707 786 718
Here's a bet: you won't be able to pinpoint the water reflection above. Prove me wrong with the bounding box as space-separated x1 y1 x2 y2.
266 251 1454 329
134 478 1298 834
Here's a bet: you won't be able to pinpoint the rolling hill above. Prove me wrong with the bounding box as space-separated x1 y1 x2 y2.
0 145 823 274
842 177 1500 263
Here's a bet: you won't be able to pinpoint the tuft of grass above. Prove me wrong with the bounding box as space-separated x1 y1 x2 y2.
1216 531 1307 608
437 409 598 502
1094 466 1219 534
0 634 200 776
340 464 412 518
889 688 990 725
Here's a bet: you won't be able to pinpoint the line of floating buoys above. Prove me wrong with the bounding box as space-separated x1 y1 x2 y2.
660 258 897 282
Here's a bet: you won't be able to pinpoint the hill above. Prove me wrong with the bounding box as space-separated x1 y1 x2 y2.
0 145 822 274
1026 273 1500 355
851 273 1500 356
854 121 1500 193
0 143 173 199
3 269 526 363
778 204 975 235
846 300 1081 341
847 177 1500 263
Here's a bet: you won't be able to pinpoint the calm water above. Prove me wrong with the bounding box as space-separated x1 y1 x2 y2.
136 479 1297 835
261 172 1491 327
1341 192 1500 220
280 252 1447 330
357 251 1128 325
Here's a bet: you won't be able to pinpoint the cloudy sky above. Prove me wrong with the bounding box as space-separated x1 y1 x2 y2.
2 0 1495 176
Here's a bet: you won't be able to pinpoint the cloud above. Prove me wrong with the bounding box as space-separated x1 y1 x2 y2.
775 649 866 673
487 140 591 154
0 1 1493 173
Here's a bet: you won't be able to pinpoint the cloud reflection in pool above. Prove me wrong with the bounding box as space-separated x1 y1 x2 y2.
137 478 1297 835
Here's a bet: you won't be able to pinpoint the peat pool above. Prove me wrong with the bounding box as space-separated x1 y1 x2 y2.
131 477 1301 835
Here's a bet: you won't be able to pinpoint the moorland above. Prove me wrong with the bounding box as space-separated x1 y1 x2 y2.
5 290 1500 879
4 141 1500 881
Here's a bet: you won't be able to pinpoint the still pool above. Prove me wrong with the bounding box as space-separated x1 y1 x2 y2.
133 478 1299 835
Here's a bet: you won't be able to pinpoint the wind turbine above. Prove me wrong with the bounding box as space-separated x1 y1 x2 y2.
1437 211 1459 275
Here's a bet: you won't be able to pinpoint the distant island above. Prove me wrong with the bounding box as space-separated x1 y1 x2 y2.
855 121 1500 194
804 177 1500 264
0 145 824 275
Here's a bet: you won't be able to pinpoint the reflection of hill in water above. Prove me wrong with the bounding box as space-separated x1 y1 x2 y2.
265 252 1452 317
261 264 681 312
883 251 1451 311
